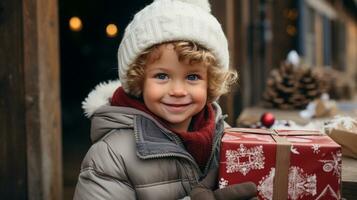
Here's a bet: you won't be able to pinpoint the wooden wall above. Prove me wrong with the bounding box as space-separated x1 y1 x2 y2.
211 0 275 125
211 0 238 125
0 0 62 199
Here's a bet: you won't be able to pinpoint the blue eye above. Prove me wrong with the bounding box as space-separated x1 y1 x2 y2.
187 74 199 81
155 73 168 80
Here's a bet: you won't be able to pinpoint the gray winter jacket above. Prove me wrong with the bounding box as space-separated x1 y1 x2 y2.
73 81 226 200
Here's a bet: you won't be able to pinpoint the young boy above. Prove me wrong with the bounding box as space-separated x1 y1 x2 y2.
74 0 257 199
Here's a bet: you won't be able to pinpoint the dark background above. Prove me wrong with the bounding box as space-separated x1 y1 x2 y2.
59 0 151 198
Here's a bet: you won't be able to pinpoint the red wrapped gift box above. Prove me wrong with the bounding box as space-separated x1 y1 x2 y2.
218 128 342 200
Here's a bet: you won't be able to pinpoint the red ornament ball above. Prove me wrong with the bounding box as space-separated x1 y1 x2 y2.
260 112 275 128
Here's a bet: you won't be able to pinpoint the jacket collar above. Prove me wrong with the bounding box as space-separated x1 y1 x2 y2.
134 115 190 158
133 103 226 174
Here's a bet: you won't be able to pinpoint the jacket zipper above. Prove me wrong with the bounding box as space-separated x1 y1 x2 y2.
203 116 225 174
133 125 202 177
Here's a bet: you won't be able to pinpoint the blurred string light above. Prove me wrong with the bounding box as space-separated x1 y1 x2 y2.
283 8 298 37
69 16 82 32
286 25 297 36
106 23 118 38
284 9 298 20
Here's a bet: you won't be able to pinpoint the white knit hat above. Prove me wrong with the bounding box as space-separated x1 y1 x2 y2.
117 0 229 93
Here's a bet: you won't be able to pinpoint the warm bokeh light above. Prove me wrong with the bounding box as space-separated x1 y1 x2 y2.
283 9 298 20
286 25 297 36
69 16 82 32
287 9 298 20
106 24 118 38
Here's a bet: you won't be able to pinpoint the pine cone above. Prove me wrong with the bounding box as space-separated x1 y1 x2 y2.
263 62 325 109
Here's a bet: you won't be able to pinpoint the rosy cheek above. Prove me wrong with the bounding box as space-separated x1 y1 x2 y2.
144 84 162 101
200 90 208 103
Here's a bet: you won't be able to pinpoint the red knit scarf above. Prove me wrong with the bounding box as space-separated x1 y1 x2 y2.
111 87 215 169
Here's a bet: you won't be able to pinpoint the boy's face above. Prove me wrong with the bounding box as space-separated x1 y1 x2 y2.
143 44 208 132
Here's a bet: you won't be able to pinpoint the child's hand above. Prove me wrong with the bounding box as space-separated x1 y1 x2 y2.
189 185 216 200
213 182 257 200
190 169 257 200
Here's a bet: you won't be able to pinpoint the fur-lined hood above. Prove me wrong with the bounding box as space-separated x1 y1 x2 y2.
82 80 121 118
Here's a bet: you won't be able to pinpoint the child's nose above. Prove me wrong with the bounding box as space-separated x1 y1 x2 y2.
168 81 188 96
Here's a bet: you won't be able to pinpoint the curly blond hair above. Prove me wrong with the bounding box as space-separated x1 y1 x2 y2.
126 41 237 102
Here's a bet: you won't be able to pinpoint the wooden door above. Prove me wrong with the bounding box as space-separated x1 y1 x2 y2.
0 0 62 199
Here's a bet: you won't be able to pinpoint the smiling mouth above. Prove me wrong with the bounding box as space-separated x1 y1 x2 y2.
163 103 190 107
162 102 191 112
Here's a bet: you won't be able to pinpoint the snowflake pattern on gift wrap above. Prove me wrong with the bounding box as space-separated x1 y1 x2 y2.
218 178 228 189
225 144 265 175
257 168 275 200
319 150 342 182
312 144 320 154
257 167 317 200
314 185 339 200
291 145 300 155
289 166 317 200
